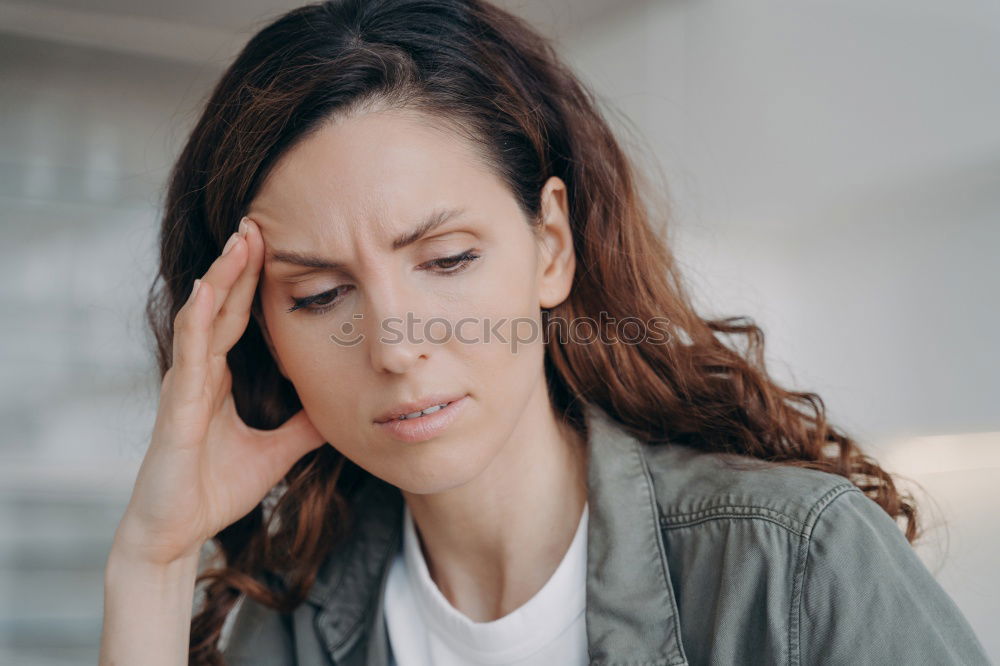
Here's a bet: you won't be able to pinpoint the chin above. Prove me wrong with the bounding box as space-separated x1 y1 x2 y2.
383 439 500 496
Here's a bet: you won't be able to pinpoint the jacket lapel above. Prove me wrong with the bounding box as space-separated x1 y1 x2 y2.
305 472 403 665
582 401 688 665
307 401 688 665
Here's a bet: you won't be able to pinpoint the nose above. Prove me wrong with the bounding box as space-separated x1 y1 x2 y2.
364 282 431 375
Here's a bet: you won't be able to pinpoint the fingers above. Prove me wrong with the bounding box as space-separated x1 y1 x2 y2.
211 218 265 357
202 218 253 336
167 215 255 401
169 277 215 403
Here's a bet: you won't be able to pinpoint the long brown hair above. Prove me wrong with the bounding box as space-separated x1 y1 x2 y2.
145 0 921 662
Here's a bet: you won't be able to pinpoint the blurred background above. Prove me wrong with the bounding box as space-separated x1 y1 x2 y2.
0 0 997 663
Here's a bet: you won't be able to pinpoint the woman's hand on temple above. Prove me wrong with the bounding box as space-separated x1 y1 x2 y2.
112 217 326 567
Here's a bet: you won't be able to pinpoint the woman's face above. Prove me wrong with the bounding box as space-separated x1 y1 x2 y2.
248 109 575 494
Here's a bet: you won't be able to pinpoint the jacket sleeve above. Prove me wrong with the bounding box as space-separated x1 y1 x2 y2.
798 487 991 665
220 593 296 665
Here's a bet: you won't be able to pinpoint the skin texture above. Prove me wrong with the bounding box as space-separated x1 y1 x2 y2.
247 108 588 622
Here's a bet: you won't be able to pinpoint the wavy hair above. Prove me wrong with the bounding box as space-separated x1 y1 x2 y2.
144 0 921 662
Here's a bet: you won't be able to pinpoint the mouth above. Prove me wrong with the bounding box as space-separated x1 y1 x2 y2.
373 394 470 443
373 394 467 424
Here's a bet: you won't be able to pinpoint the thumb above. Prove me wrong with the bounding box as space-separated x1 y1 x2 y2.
259 408 328 473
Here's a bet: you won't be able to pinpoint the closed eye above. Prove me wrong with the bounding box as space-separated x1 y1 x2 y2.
286 249 482 315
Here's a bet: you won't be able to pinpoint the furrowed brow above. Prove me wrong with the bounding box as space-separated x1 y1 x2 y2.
266 206 468 270
390 206 467 250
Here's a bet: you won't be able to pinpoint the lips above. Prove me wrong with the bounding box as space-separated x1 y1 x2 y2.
374 393 467 424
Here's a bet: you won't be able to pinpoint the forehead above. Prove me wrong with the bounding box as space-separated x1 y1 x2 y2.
247 109 503 242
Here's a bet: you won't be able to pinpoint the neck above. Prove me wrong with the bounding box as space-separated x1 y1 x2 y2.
400 378 588 622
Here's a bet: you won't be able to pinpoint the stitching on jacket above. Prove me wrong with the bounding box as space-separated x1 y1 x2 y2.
790 484 860 666
659 510 809 539
654 483 857 666
635 444 690 666
657 482 856 535
588 659 687 666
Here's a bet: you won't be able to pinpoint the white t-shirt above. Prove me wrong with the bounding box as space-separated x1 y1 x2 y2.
384 501 589 665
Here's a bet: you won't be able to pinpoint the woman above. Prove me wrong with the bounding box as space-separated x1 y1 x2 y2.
99 0 990 664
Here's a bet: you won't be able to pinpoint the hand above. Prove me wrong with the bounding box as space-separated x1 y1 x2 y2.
113 217 326 566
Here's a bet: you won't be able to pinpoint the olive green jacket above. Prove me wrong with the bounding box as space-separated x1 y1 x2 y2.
222 403 991 665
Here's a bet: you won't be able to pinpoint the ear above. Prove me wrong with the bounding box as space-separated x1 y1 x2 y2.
535 176 576 310
252 295 291 380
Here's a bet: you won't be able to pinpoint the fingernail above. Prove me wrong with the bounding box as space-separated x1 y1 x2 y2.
190 278 202 301
239 217 249 237
222 233 240 256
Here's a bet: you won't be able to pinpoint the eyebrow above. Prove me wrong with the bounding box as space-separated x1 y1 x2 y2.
266 206 468 271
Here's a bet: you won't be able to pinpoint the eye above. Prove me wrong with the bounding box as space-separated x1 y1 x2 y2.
286 249 481 316
286 286 349 315
423 249 481 275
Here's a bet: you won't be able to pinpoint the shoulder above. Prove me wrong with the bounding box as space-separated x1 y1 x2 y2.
640 441 857 536
634 443 866 663
639 443 990 663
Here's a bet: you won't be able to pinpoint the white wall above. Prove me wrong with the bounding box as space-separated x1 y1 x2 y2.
0 33 220 664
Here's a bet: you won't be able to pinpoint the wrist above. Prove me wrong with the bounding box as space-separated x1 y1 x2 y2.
110 515 205 569
105 539 201 586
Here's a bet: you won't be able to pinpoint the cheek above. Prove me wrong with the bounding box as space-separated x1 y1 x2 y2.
274 340 368 452
456 246 540 320
477 256 544 351
261 303 360 413
263 305 312 370
447 269 545 379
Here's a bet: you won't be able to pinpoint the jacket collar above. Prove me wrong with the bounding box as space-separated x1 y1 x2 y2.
304 401 688 666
